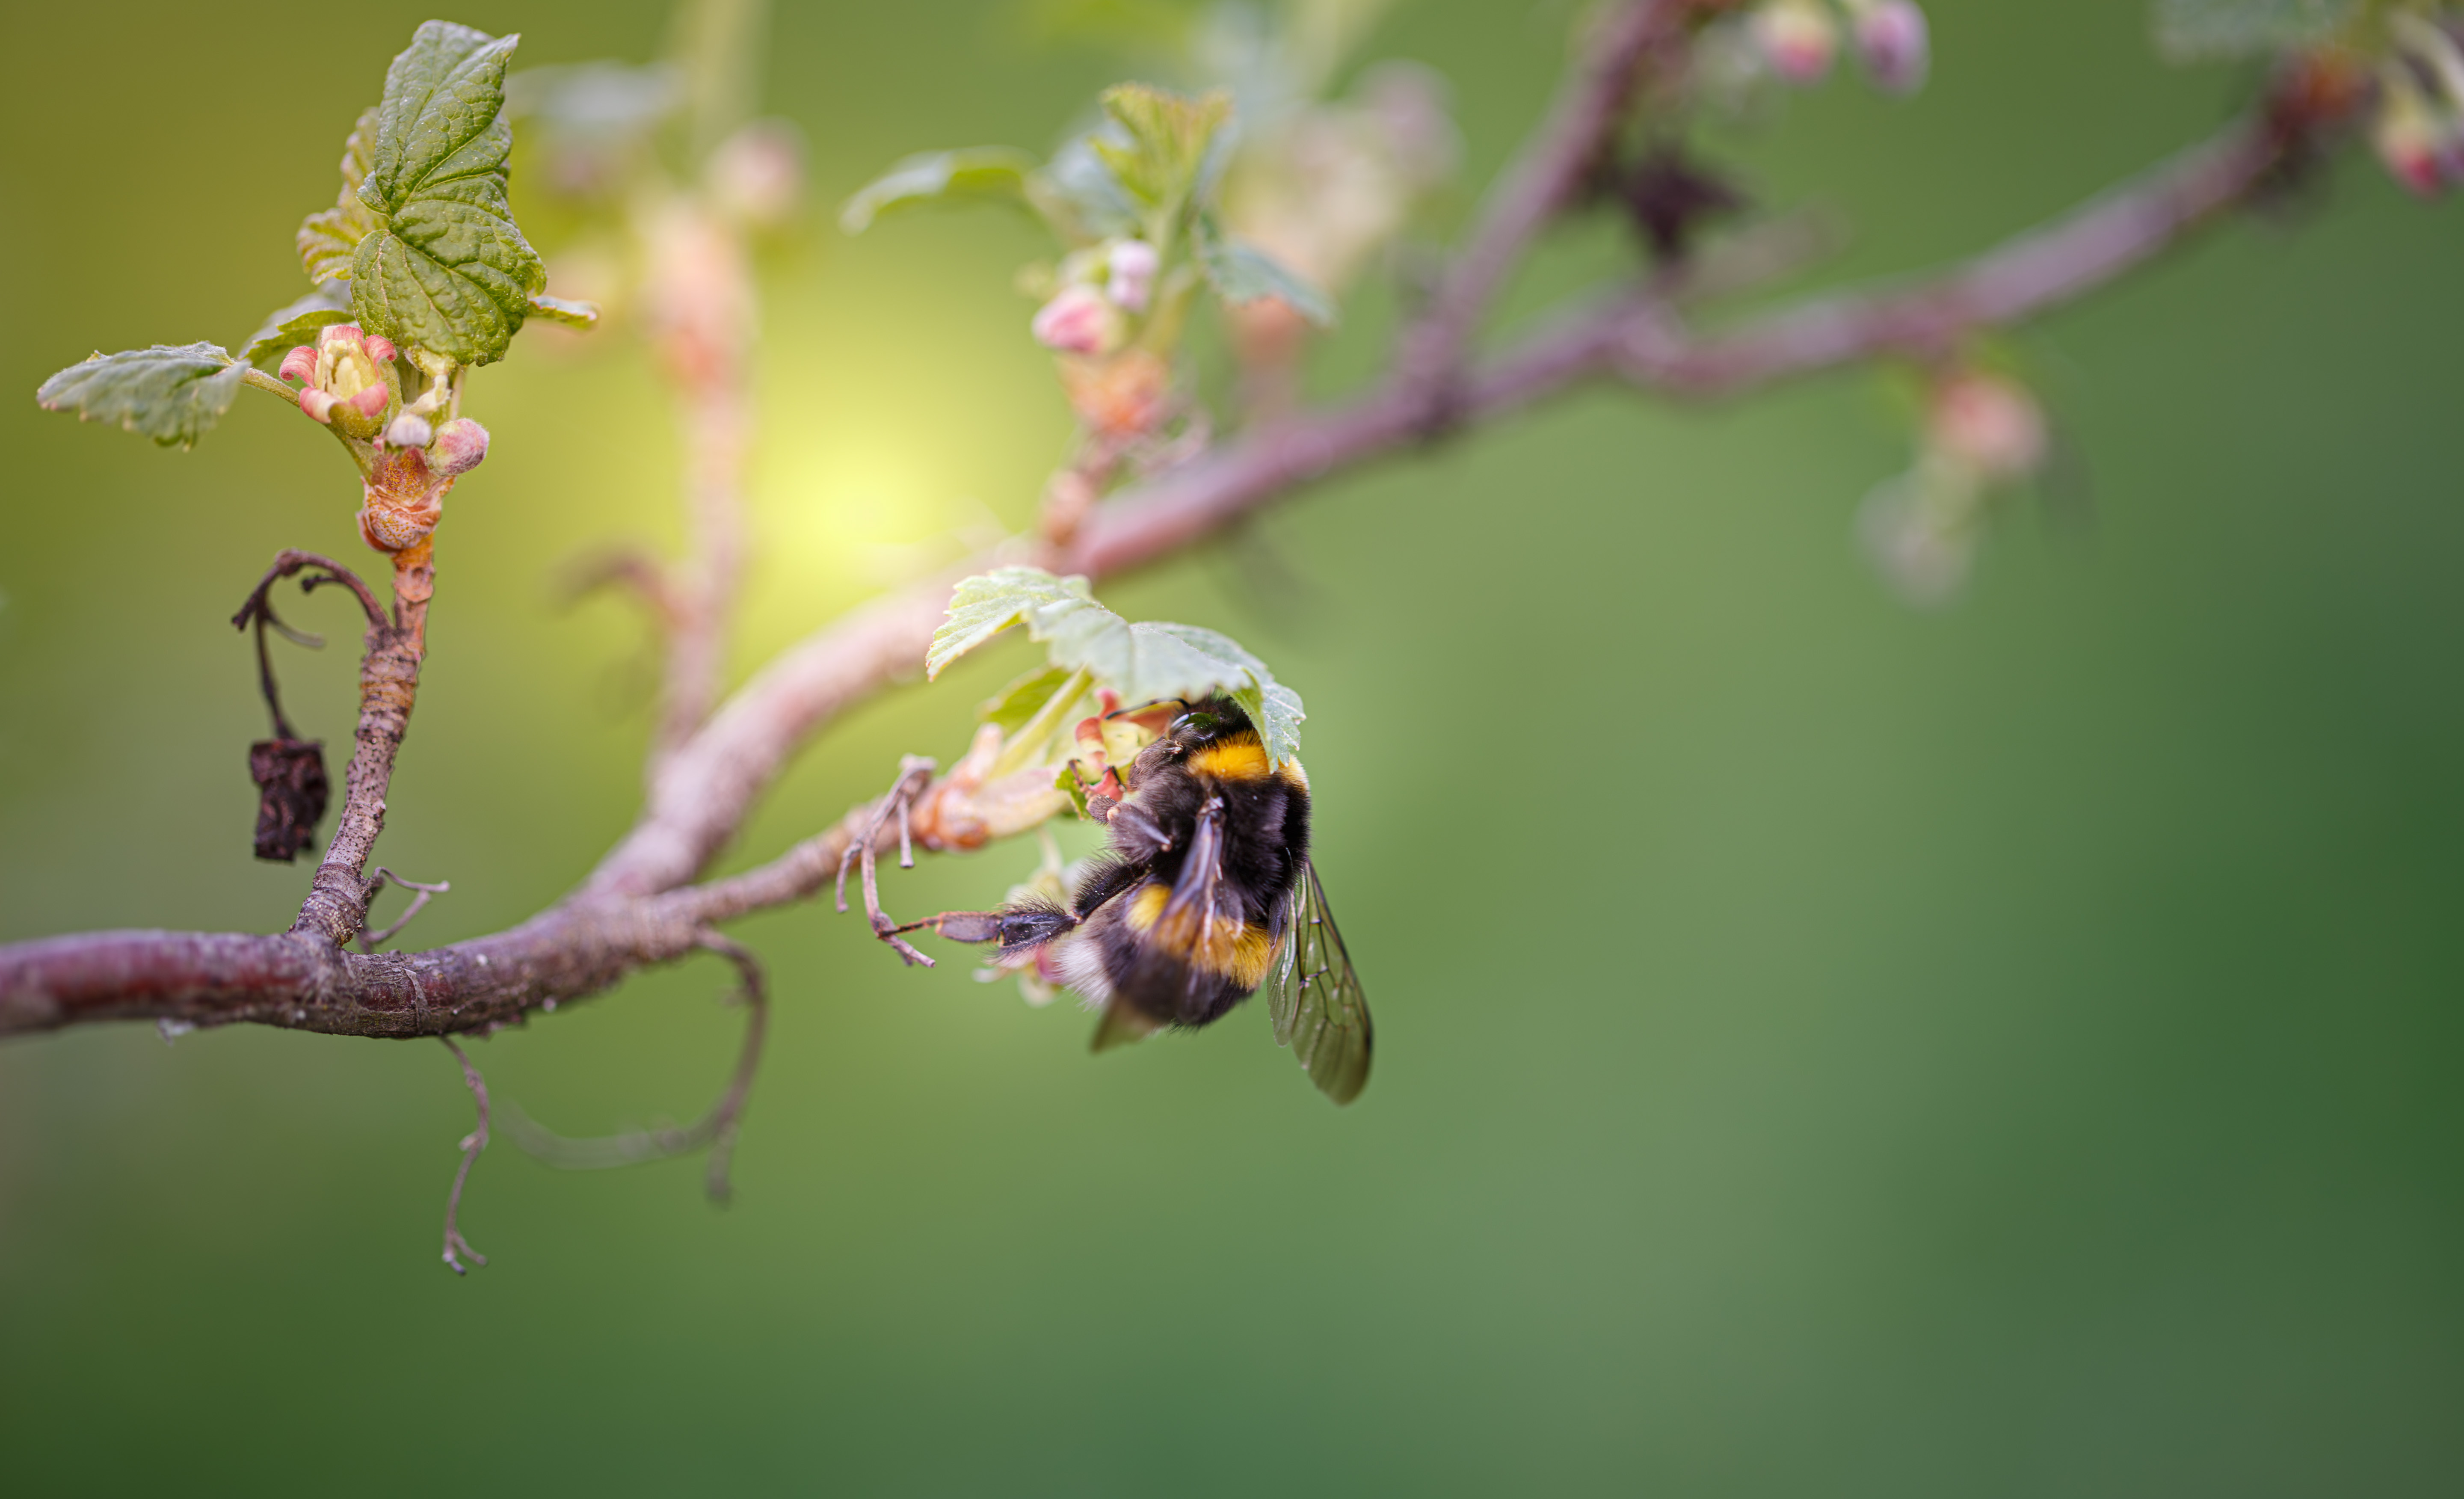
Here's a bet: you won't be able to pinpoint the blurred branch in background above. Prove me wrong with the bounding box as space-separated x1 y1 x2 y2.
2 0 2433 1255
517 0 804 769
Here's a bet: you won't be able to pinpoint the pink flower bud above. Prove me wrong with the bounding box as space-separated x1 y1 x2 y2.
2374 82 2450 198
316 324 366 358
1031 284 1125 355
384 413 434 450
1105 239 1160 313
1929 373 2046 483
1851 0 1929 95
709 120 806 228
363 335 397 364
326 391 388 443
428 418 490 478
299 389 339 424
1753 0 1838 86
278 346 317 385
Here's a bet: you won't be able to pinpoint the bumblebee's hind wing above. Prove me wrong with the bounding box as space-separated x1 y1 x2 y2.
1090 990 1162 1051
1268 860 1372 1105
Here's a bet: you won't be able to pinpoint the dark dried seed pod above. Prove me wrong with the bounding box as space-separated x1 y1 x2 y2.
249 738 329 862
1620 147 1745 265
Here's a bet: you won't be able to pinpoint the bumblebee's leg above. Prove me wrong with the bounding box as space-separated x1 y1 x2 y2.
1065 852 1151 919
889 850 1150 957
1099 801 1174 862
889 905 1078 957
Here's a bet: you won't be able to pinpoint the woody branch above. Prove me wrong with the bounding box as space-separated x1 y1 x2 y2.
0 5 2332 1039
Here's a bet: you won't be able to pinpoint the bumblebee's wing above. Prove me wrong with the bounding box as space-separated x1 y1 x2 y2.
1267 860 1372 1105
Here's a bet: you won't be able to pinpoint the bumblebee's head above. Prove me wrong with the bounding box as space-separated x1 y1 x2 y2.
1120 696 1251 788
1166 697 1248 748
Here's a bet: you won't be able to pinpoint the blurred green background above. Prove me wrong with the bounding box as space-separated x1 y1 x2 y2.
4 1 2461 1493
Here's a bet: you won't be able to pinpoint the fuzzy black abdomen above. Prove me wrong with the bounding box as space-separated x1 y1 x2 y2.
1085 729 1313 1027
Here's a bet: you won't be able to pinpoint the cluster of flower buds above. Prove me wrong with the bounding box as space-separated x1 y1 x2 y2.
1859 370 2047 605
1030 237 1160 357
1028 238 1177 444
355 412 490 558
274 323 489 566
1749 0 1930 95
275 324 486 466
2373 13 2464 197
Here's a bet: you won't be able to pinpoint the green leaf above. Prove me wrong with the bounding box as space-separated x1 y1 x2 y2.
980 665 1081 736
1193 216 1336 327
930 567 1103 679
347 21 547 366
527 293 600 329
2150 0 2357 60
1092 84 1232 215
839 147 1039 233
1054 760 1093 821
1031 138 1142 245
928 567 1306 766
1142 622 1306 769
36 344 248 449
240 283 356 373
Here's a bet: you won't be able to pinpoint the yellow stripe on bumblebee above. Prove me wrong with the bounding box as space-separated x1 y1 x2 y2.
1187 732 1271 782
1123 882 1285 988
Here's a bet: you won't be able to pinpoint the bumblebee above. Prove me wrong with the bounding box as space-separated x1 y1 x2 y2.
906 697 1372 1104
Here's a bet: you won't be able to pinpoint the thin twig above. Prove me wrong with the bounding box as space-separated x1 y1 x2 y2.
231 549 388 636
249 598 310 742
560 547 687 628
360 867 451 951
1398 0 1680 419
835 755 939 966
503 930 770 1203
283 549 431 948
440 1036 490 1276
663 379 753 761
1612 120 2285 394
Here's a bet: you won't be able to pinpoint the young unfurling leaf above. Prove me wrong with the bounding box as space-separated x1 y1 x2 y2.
928 567 1306 767
36 344 249 449
297 109 382 287
1091 84 1235 250
1094 84 1233 217
345 22 548 366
